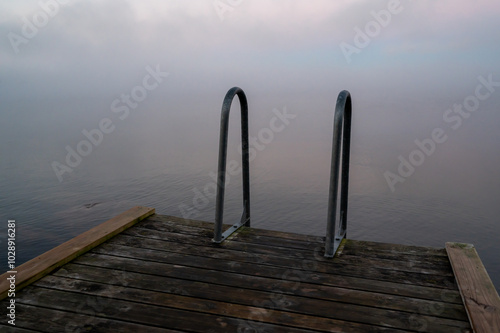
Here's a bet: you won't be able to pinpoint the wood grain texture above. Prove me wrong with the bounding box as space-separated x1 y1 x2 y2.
0 206 154 300
0 213 481 332
446 242 500 333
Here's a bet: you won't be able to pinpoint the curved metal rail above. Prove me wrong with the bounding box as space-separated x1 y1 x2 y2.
325 90 352 257
213 87 250 243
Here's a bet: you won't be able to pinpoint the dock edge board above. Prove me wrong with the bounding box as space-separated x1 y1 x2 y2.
0 206 155 300
446 242 500 333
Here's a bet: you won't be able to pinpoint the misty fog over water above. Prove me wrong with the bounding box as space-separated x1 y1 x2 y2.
1 0 500 291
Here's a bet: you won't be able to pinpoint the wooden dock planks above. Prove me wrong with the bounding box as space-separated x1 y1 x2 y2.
0 211 487 332
447 242 500 333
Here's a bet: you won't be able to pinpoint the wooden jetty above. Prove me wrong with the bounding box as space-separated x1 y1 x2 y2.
1 206 499 332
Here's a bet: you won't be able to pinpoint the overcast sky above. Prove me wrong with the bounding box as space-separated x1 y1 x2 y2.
1 0 500 187
2 0 499 99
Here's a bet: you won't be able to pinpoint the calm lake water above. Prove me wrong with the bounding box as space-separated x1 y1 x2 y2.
1 89 499 292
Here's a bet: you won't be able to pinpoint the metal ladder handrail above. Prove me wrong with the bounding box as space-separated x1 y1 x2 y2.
325 90 352 257
213 87 250 243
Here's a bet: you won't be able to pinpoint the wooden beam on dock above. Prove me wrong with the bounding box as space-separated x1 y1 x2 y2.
446 242 500 333
0 206 155 300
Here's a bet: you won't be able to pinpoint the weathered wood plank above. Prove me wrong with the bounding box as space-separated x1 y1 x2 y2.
138 219 453 276
116 225 463 300
91 241 464 317
110 232 454 277
446 242 500 333
69 254 470 331
129 224 452 283
0 206 155 300
132 219 451 272
33 275 411 333
140 215 450 260
0 325 40 333
335 254 453 276
341 243 450 262
231 230 326 250
13 287 315 333
119 228 457 288
61 256 461 308
0 301 183 332
343 239 448 257
53 259 467 321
